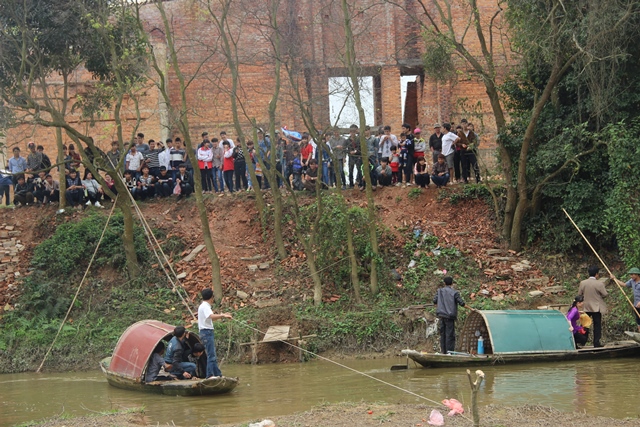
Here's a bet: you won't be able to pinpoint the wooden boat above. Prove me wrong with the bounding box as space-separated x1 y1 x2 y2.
100 320 239 396
403 310 640 369
624 331 640 344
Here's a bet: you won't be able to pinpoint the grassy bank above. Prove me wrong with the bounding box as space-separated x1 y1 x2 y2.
0 193 636 374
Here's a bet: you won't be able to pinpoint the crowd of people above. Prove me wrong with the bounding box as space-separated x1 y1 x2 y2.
1 119 482 207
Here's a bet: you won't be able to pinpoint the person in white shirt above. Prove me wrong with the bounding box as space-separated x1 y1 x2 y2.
125 145 144 179
158 139 172 171
219 131 235 149
378 125 399 161
440 123 459 183
198 288 233 378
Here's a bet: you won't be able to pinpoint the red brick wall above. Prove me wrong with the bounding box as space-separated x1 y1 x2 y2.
4 0 509 166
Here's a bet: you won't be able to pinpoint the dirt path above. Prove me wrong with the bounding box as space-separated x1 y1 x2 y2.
223 402 640 427
31 403 640 427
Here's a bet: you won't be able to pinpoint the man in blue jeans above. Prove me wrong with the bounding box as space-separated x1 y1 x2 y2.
198 288 233 378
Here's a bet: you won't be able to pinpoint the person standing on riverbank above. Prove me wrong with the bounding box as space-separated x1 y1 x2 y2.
198 288 233 379
578 266 607 348
433 276 466 354
624 267 640 332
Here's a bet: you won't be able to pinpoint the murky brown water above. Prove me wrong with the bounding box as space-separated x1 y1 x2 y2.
1 357 639 426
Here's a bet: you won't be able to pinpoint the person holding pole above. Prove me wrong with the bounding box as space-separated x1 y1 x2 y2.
578 266 607 348
625 268 640 332
198 288 233 379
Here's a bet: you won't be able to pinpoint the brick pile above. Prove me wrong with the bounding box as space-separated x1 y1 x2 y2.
0 224 25 310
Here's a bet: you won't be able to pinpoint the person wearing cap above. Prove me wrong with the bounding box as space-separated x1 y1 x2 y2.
625 268 640 332
429 123 443 163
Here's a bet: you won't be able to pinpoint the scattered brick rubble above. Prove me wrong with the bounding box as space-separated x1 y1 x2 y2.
0 224 25 311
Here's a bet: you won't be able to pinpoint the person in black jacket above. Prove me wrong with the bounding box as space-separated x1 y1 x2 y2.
433 276 466 354
175 163 193 199
13 175 34 206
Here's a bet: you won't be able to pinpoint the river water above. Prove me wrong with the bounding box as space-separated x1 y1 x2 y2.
1 357 638 426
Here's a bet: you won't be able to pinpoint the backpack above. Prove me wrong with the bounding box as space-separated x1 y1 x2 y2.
292 157 302 174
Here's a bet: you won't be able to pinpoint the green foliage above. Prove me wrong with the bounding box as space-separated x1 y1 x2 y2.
407 188 422 199
446 184 491 205
0 277 186 372
296 300 403 349
605 120 640 268
422 32 456 82
298 193 373 287
31 211 149 279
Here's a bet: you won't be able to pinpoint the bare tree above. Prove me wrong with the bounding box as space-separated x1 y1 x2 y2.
140 1 225 301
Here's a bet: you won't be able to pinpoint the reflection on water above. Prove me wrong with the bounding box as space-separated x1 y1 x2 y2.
1 358 639 426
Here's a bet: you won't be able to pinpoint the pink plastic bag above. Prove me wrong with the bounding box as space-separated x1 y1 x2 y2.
427 409 444 426
173 183 181 195
442 398 464 416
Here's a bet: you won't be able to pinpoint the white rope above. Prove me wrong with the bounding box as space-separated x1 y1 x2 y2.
115 174 197 320
37 197 119 373
231 318 473 423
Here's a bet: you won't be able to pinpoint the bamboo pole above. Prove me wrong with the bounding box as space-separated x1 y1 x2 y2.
562 208 640 319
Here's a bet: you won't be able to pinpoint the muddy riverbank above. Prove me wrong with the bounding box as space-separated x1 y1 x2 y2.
25 403 640 427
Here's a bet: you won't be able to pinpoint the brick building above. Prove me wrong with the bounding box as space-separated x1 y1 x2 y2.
3 0 508 169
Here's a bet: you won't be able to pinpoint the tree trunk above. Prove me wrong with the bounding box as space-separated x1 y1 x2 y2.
341 0 379 294
330 151 361 303
346 218 361 303
272 186 287 259
55 127 66 208
307 250 323 306
191 162 224 301
509 64 564 250
155 1 223 301
114 184 140 278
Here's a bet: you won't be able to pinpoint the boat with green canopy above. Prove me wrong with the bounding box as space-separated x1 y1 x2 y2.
403 310 640 368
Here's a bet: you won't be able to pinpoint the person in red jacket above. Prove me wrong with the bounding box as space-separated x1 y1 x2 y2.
222 140 235 193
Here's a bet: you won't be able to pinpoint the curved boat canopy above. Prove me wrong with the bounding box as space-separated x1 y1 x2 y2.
109 320 178 380
458 310 575 354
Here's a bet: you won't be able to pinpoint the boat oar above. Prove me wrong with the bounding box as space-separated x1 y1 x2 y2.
562 208 640 319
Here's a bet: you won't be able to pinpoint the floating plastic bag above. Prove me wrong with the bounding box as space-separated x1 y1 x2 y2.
427 409 444 426
442 398 464 416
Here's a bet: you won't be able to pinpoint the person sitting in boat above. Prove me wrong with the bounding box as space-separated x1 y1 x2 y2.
186 342 206 379
567 295 589 348
145 341 176 383
165 326 197 380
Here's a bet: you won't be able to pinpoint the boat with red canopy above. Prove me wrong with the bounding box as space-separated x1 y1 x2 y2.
100 319 239 396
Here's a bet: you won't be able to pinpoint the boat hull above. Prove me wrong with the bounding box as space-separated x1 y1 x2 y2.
402 341 640 368
100 357 238 396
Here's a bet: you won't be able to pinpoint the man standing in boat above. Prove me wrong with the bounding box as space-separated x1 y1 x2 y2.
578 266 608 348
198 288 233 379
433 276 466 354
624 267 640 332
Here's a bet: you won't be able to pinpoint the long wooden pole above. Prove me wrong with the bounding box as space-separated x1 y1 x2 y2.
562 208 640 319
